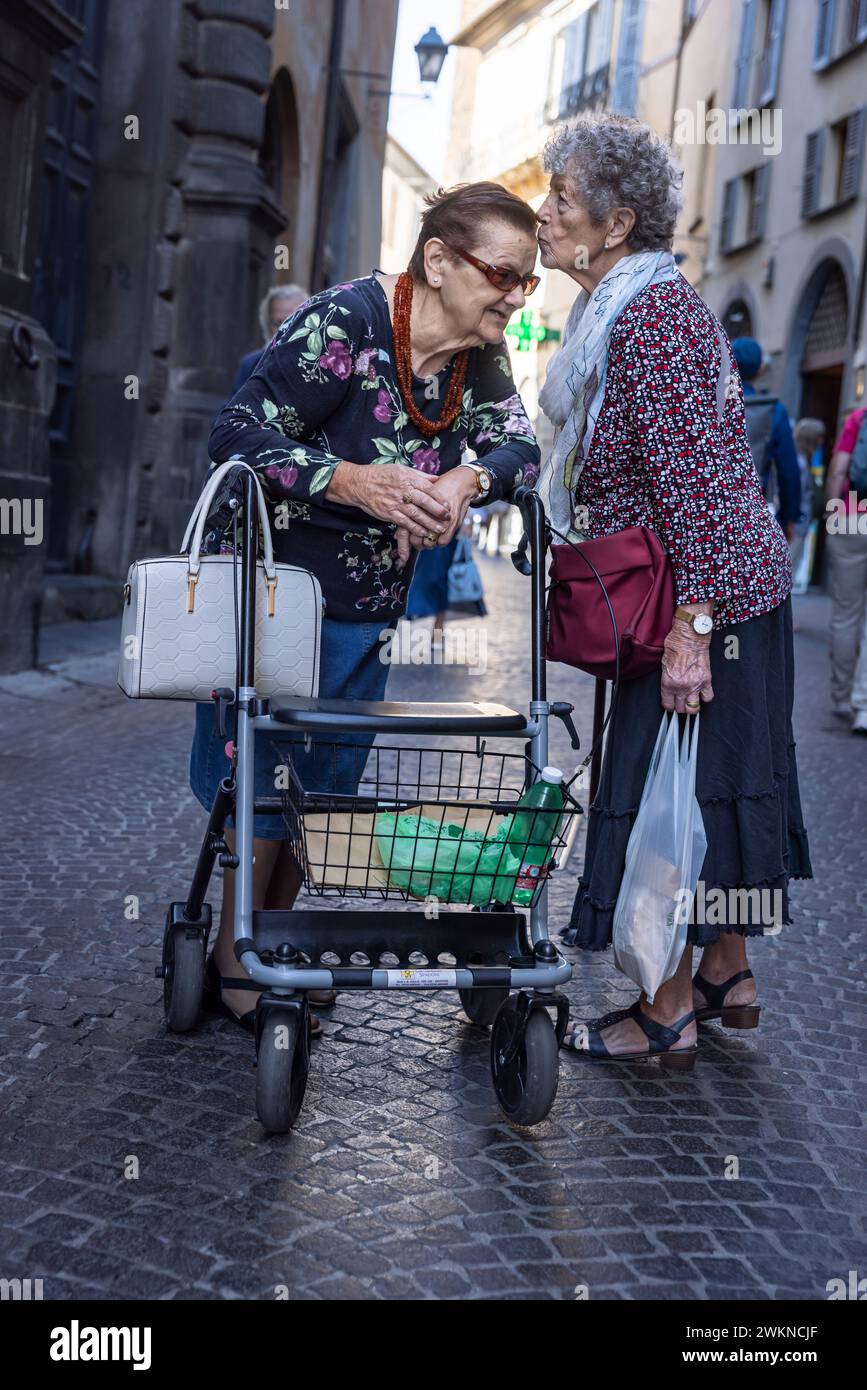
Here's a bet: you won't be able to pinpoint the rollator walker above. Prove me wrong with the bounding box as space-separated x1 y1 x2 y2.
159 471 583 1132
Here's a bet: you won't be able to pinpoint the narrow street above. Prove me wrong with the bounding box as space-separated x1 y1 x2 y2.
0 550 865 1301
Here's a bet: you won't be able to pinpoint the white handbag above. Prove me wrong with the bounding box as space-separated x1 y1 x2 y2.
117 461 322 702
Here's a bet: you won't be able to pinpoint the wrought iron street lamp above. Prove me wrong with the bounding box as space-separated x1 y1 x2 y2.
415 26 449 83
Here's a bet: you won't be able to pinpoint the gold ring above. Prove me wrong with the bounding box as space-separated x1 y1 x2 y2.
685 699 700 710
402 492 413 505
424 532 434 543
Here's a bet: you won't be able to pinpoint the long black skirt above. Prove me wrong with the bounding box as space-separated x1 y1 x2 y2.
563 594 813 950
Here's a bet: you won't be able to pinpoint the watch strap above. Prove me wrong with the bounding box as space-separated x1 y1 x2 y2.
459 462 491 495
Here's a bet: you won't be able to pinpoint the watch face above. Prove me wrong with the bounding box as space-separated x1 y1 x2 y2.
693 614 713 634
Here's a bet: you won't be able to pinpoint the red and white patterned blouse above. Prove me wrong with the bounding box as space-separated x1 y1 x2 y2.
574 275 792 629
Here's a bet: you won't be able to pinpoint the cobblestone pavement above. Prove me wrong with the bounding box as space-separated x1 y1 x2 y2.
0 552 865 1302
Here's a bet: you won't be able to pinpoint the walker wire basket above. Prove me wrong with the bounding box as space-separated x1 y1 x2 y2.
276 741 582 908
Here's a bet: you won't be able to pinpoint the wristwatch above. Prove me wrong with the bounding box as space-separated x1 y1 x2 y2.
674 605 714 636
458 462 493 497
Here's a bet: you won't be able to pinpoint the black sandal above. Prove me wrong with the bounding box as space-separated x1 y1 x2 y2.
563 1000 698 1070
692 969 760 1028
201 953 258 1032
202 955 323 1036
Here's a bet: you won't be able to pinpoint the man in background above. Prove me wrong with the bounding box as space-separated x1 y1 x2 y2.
233 284 310 392
731 337 801 540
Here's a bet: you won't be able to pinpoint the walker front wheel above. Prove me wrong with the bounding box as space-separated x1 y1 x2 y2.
491 995 559 1126
255 1005 310 1134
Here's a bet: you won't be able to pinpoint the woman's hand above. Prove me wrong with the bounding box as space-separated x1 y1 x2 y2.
426 466 479 547
388 465 480 566
326 460 451 546
661 614 714 713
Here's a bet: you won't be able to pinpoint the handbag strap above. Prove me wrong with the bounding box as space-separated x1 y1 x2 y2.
180 460 276 580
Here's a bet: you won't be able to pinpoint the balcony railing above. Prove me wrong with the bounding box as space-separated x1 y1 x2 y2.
552 63 610 122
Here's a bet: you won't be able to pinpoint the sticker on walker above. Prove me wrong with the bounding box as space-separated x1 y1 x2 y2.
385 968 457 989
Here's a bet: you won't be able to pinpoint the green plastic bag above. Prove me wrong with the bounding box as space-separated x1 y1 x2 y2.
375 811 520 905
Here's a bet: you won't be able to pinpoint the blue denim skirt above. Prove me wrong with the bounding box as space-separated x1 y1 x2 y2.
189 617 391 839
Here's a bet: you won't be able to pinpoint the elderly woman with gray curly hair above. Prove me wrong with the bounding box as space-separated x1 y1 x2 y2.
535 114 812 1067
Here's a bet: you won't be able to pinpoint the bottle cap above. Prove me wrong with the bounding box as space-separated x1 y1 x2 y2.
541 766 563 782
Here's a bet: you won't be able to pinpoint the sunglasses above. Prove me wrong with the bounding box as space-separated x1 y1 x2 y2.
448 245 540 296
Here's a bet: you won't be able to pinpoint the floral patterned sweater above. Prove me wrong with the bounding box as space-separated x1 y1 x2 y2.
574 276 792 629
208 274 540 621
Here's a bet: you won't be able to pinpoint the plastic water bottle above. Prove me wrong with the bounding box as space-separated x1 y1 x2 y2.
495 767 565 906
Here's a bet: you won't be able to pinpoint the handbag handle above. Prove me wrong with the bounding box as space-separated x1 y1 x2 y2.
180 460 276 580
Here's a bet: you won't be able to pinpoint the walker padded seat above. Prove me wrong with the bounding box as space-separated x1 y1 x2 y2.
270 696 528 735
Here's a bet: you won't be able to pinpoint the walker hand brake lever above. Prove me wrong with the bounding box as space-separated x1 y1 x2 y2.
552 701 581 750
211 687 234 738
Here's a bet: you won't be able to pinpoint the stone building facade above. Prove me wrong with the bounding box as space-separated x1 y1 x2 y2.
0 0 398 672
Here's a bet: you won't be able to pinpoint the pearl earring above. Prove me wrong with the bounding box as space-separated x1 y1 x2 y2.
604 241 610 250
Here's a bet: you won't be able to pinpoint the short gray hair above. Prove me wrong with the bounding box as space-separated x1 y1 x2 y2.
542 113 683 252
258 283 309 341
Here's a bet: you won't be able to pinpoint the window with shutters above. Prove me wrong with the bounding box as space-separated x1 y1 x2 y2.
755 0 787 107
611 0 645 116
549 0 614 121
814 0 837 62
801 110 864 216
719 179 738 253
801 128 825 216
720 166 771 254
833 108 866 203
731 0 785 117
731 0 757 108
814 0 867 67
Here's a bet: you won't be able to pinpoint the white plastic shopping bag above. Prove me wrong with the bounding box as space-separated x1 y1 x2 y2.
613 712 707 1002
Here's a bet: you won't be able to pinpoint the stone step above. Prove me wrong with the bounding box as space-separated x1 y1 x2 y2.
41 572 121 625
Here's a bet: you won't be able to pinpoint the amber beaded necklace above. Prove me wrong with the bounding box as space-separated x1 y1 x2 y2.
392 271 468 436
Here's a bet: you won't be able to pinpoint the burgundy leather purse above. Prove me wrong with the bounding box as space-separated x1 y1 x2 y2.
545 526 675 680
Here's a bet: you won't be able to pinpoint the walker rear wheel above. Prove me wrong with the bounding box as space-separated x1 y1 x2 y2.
459 986 510 1027
491 995 559 1126
162 914 206 1034
255 1005 310 1134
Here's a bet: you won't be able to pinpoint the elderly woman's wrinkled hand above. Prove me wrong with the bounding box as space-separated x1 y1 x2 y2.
661 622 714 714
327 460 451 546
427 466 479 547
393 466 479 565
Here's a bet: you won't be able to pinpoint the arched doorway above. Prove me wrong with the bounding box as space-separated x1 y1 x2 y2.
722 298 754 340
798 262 849 430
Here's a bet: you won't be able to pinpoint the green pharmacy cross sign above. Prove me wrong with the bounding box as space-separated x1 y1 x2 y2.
505 310 561 351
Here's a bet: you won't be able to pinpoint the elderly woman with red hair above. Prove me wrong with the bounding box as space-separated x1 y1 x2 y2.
189 182 541 1035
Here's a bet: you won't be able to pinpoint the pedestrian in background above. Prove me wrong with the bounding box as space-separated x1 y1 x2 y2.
233 284 310 392
404 518 487 644
534 113 811 1066
791 417 825 582
731 337 801 541
824 404 867 734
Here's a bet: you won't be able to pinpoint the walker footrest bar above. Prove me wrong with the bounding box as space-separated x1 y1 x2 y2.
269 696 528 734
252 908 536 978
